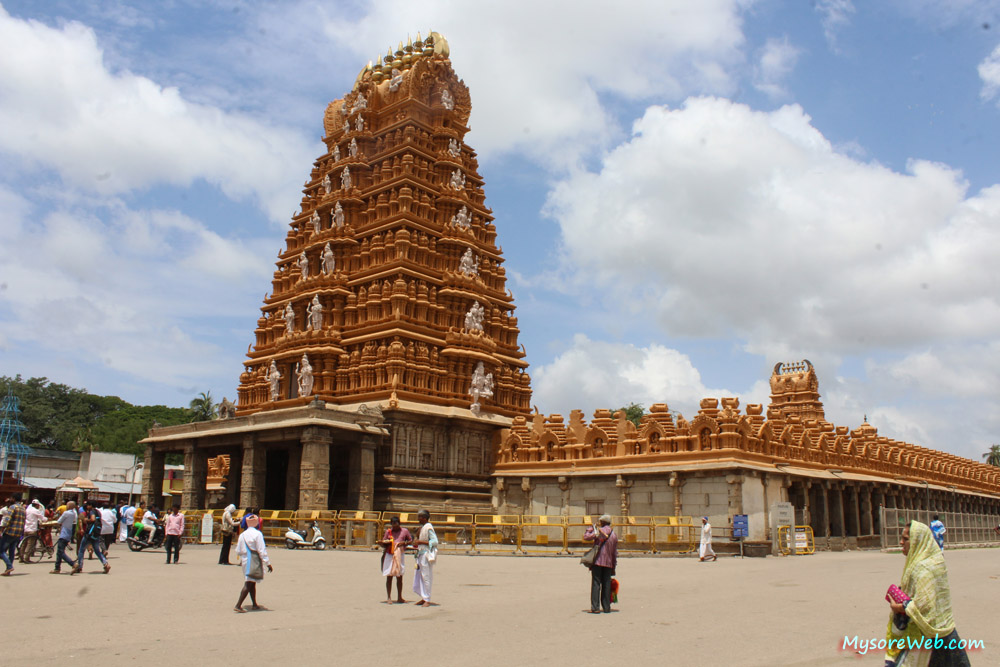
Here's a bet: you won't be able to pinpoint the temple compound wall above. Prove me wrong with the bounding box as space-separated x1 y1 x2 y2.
493 361 1000 550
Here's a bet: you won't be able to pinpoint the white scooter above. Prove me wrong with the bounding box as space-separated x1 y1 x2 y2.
285 521 326 550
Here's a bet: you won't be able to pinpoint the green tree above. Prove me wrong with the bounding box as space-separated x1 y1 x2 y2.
983 444 1000 467
188 391 217 422
612 402 645 427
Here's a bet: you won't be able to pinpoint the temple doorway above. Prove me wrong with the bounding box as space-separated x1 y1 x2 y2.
265 449 288 509
329 447 351 509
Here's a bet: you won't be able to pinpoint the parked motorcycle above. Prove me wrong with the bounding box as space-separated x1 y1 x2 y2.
127 527 165 551
285 521 326 550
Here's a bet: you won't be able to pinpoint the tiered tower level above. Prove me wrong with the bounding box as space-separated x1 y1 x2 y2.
237 33 531 418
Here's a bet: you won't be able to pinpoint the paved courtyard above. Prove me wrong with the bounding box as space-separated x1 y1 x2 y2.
3 543 996 665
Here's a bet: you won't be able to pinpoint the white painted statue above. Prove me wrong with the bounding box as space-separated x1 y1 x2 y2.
298 251 309 280
323 173 331 194
351 92 368 114
284 303 295 334
458 248 478 277
464 300 485 332
469 361 494 416
307 295 323 331
341 166 352 190
267 360 282 401
441 88 454 110
321 242 335 274
389 68 403 92
311 210 321 234
343 119 350 134
333 145 341 161
450 169 465 190
297 354 314 397
448 138 461 157
349 137 358 157
333 201 345 227
355 115 364 132
451 205 470 229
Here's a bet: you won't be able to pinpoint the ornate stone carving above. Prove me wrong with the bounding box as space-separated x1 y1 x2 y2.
333 145 341 161
450 169 465 190
441 88 454 110
349 137 358 157
266 360 281 401
464 300 484 332
355 115 364 132
283 303 295 334
448 138 460 157
469 361 494 415
333 201 345 227
451 205 470 229
307 295 323 331
321 243 335 275
297 354 314 397
341 166 352 190
298 252 309 280
342 119 350 134
311 210 321 234
458 248 478 276
322 173 331 194
389 68 403 92
351 92 367 114
216 397 236 420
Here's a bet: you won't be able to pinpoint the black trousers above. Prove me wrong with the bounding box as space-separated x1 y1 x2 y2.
590 565 613 612
219 532 234 564
164 535 181 563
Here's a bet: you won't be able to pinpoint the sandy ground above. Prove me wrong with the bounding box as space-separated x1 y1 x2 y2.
2 542 997 666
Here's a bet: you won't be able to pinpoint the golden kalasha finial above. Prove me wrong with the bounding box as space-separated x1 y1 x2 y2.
384 48 393 66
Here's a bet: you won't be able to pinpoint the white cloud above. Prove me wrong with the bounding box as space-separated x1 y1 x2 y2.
0 6 318 222
815 0 855 49
753 36 799 99
979 44 1000 101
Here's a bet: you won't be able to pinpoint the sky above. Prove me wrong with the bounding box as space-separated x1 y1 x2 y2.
2 1 1000 463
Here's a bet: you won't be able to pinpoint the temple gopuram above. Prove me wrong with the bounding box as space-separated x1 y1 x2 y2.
140 36 1000 548
141 33 530 513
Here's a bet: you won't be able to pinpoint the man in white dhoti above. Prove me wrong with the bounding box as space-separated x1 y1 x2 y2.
234 514 273 612
699 516 717 562
412 509 438 606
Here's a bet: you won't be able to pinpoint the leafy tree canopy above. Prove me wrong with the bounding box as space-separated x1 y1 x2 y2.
612 402 645 428
984 444 1000 467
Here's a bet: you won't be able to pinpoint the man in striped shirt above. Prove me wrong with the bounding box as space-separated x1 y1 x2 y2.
0 494 26 575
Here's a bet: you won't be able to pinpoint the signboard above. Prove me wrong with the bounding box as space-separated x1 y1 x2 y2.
88 492 111 503
795 529 809 550
732 514 749 538
771 502 795 553
200 513 214 544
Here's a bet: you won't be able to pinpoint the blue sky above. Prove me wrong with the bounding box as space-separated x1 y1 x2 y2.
2 1 1000 463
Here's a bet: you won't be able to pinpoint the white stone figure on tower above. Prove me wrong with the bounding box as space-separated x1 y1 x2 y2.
351 92 368 114
451 205 470 229
321 243 335 275
441 88 454 110
298 251 309 280
341 166 352 190
311 210 321 234
450 169 465 190
464 301 485 332
469 361 494 416
448 138 461 157
297 354 314 397
458 248 478 277
267 360 282 401
355 115 364 132
333 145 341 161
343 119 350 134
333 201 345 227
349 137 358 157
307 295 323 331
323 173 331 194
284 303 295 334
389 68 403 92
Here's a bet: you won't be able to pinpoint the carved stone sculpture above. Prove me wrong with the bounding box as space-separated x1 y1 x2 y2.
343 119 350 134
323 173 331 194
321 243 335 275
341 166 352 190
333 145 341 161
351 92 367 114
464 300 485 332
450 169 465 190
284 303 295 334
389 68 403 92
333 201 345 227
267 360 282 401
311 210 321 234
307 295 323 331
355 115 364 131
441 88 454 110
298 251 309 280
469 361 494 415
349 137 358 157
448 138 460 157
458 248 478 276
297 354 314 397
451 205 470 229
216 397 236 420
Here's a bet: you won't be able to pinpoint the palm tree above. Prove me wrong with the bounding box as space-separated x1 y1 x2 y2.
188 391 217 422
983 444 1000 467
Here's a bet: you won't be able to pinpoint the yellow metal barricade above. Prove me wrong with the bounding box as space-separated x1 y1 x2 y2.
337 510 382 549
292 510 338 548
179 510 207 543
653 516 698 553
613 515 655 553
565 515 598 555
428 513 476 552
472 514 520 553
778 525 815 555
519 515 567 554
261 510 294 543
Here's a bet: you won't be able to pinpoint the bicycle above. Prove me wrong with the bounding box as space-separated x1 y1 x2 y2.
18 531 55 564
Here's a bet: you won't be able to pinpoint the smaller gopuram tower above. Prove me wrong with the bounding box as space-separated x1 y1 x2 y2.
767 360 826 423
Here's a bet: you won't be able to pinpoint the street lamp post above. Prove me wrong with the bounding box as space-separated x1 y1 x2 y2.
126 462 144 507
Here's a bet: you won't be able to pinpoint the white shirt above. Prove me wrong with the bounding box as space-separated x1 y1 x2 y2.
142 510 157 528
24 505 46 533
124 506 136 525
701 522 712 544
236 527 270 564
100 508 115 534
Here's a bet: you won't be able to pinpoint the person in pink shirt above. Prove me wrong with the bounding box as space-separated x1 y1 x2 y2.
164 504 185 564
583 514 619 614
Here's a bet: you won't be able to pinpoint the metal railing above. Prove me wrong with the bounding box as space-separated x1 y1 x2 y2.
880 508 1000 549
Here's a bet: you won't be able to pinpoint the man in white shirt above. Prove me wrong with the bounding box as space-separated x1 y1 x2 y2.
100 505 116 553
17 499 47 563
120 503 135 542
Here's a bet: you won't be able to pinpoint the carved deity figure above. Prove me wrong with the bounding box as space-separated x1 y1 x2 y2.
389 68 403 92
343 119 350 134
450 169 465 190
311 210 321 234
333 145 341 161
469 361 494 416
355 115 364 132
441 88 454 110
267 360 282 401
284 303 295 334
458 248 478 276
297 354 314 397
341 166 352 190
351 92 367 114
333 201 345 227
451 205 470 229
464 300 485 332
216 397 236 420
298 251 309 280
448 138 461 157
321 242 335 275
307 295 323 331
349 137 358 157
322 173 331 194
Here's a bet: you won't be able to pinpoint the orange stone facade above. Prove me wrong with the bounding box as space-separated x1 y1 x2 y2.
235 32 530 419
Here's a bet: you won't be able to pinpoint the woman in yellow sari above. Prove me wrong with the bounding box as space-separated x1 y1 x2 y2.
884 521 970 667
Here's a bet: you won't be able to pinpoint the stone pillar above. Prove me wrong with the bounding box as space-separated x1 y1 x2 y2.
521 477 534 514
285 443 302 510
860 484 873 536
299 428 331 510
802 480 812 528
558 476 573 518
141 447 165 506
348 436 376 510
829 482 845 538
669 472 684 516
615 475 631 517
726 473 744 515
181 442 208 510
819 483 831 538
240 435 265 509
761 473 770 541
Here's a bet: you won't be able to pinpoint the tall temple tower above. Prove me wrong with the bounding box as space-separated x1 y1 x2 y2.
140 33 533 514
